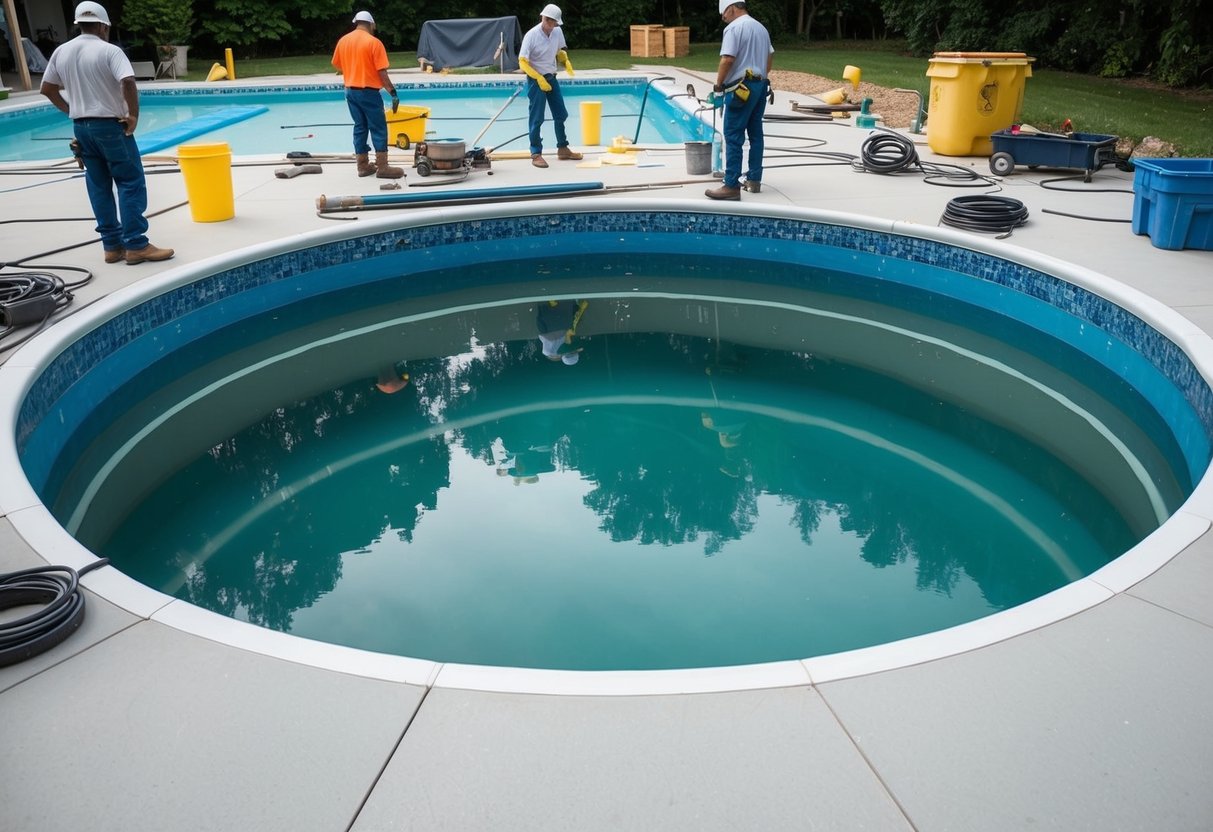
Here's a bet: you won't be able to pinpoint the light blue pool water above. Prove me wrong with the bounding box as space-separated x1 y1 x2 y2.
0 79 704 162
14 207 1212 671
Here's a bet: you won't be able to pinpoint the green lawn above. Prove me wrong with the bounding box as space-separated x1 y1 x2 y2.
196 42 1213 156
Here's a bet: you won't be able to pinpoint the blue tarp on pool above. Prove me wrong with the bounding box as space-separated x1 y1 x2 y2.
137 105 269 154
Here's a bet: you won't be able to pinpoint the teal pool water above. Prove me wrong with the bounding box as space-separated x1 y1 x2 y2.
65 252 1173 670
0 80 701 162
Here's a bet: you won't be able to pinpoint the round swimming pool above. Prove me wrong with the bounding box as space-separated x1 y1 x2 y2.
4 200 1211 689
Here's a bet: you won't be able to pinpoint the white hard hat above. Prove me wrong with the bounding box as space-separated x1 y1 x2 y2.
74 1 111 26
540 4 563 24
719 0 736 12
352 10 375 24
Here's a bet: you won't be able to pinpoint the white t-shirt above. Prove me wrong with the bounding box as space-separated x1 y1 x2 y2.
720 14 773 86
519 23 566 76
43 33 134 119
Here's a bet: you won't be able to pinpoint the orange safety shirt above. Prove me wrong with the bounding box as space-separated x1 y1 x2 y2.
331 29 389 88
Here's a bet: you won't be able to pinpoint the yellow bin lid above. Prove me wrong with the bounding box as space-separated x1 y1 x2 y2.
178 142 231 157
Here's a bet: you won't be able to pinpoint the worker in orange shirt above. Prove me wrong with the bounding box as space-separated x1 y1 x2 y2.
331 11 404 178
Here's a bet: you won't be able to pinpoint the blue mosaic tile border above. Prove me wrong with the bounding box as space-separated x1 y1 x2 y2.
17 210 1213 482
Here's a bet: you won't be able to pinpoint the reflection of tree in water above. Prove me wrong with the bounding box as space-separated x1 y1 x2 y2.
111 318 1132 634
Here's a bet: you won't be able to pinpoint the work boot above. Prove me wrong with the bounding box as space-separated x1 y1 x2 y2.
705 185 741 201
356 153 375 177
742 180 762 193
557 146 583 161
125 243 175 265
103 248 125 264
532 154 548 168
375 151 404 179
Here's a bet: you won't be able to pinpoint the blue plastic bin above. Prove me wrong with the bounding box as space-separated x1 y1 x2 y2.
1131 158 1213 251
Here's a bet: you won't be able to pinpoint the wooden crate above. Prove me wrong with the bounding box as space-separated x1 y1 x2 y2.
663 27 690 58
630 25 665 58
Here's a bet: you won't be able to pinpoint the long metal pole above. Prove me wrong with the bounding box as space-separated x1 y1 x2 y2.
472 87 523 148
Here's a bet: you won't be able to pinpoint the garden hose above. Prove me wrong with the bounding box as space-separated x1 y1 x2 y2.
0 266 91 349
0 559 110 667
852 129 992 186
857 130 919 173
940 195 1029 237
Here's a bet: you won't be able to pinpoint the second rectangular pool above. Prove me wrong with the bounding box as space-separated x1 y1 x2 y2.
0 77 707 162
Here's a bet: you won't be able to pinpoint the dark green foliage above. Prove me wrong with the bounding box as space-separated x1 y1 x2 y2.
120 0 194 45
145 0 1211 88
197 0 349 52
878 0 1212 87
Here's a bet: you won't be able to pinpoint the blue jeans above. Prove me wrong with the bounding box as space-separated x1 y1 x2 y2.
722 79 769 189
73 118 149 252
527 75 570 156
344 87 388 154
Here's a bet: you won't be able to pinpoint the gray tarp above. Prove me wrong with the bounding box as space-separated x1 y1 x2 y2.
417 17 522 72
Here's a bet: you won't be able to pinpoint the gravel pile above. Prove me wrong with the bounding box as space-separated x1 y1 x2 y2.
768 69 923 129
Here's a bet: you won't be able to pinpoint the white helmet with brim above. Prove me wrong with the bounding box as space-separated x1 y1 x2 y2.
719 0 737 13
540 4 563 24
74 1 111 26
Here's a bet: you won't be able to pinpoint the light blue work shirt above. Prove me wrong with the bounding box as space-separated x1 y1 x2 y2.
519 22 566 75
720 14 773 86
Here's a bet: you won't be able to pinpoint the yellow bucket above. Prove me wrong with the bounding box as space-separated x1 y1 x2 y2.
385 105 430 149
925 52 1034 156
177 142 234 222
580 100 602 146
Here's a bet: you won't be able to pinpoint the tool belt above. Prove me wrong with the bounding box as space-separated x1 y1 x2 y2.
726 70 765 104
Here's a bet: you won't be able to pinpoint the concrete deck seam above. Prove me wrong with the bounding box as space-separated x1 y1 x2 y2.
1121 590 1213 632
0 613 140 696
343 684 432 832
812 684 923 832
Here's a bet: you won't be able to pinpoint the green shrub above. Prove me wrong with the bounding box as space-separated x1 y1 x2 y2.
121 0 194 45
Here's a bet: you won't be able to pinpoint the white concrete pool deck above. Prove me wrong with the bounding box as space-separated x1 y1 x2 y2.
3 67 1213 831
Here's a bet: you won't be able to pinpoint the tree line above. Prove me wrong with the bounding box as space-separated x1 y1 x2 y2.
110 0 1211 86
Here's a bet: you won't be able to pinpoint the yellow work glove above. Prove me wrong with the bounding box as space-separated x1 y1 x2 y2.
557 49 574 77
519 57 553 92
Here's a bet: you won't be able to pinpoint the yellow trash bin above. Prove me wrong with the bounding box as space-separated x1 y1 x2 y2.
177 142 234 223
385 105 430 149
926 52 1034 156
580 100 602 147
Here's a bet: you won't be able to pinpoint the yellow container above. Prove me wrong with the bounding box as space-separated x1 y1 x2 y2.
177 142 234 223
580 100 602 146
925 52 1034 156
385 105 430 149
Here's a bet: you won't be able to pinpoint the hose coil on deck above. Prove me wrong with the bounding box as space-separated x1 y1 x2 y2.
940 195 1029 237
0 559 110 667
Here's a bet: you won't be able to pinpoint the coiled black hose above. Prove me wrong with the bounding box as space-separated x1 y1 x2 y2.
940 195 1029 236
854 129 992 187
858 130 920 173
0 267 89 351
0 559 110 667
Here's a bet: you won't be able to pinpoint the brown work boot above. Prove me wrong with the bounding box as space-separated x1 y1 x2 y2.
103 248 125 264
742 180 762 193
125 243 175 265
705 185 741 201
532 154 549 168
557 146 583 161
375 151 404 179
356 153 375 177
